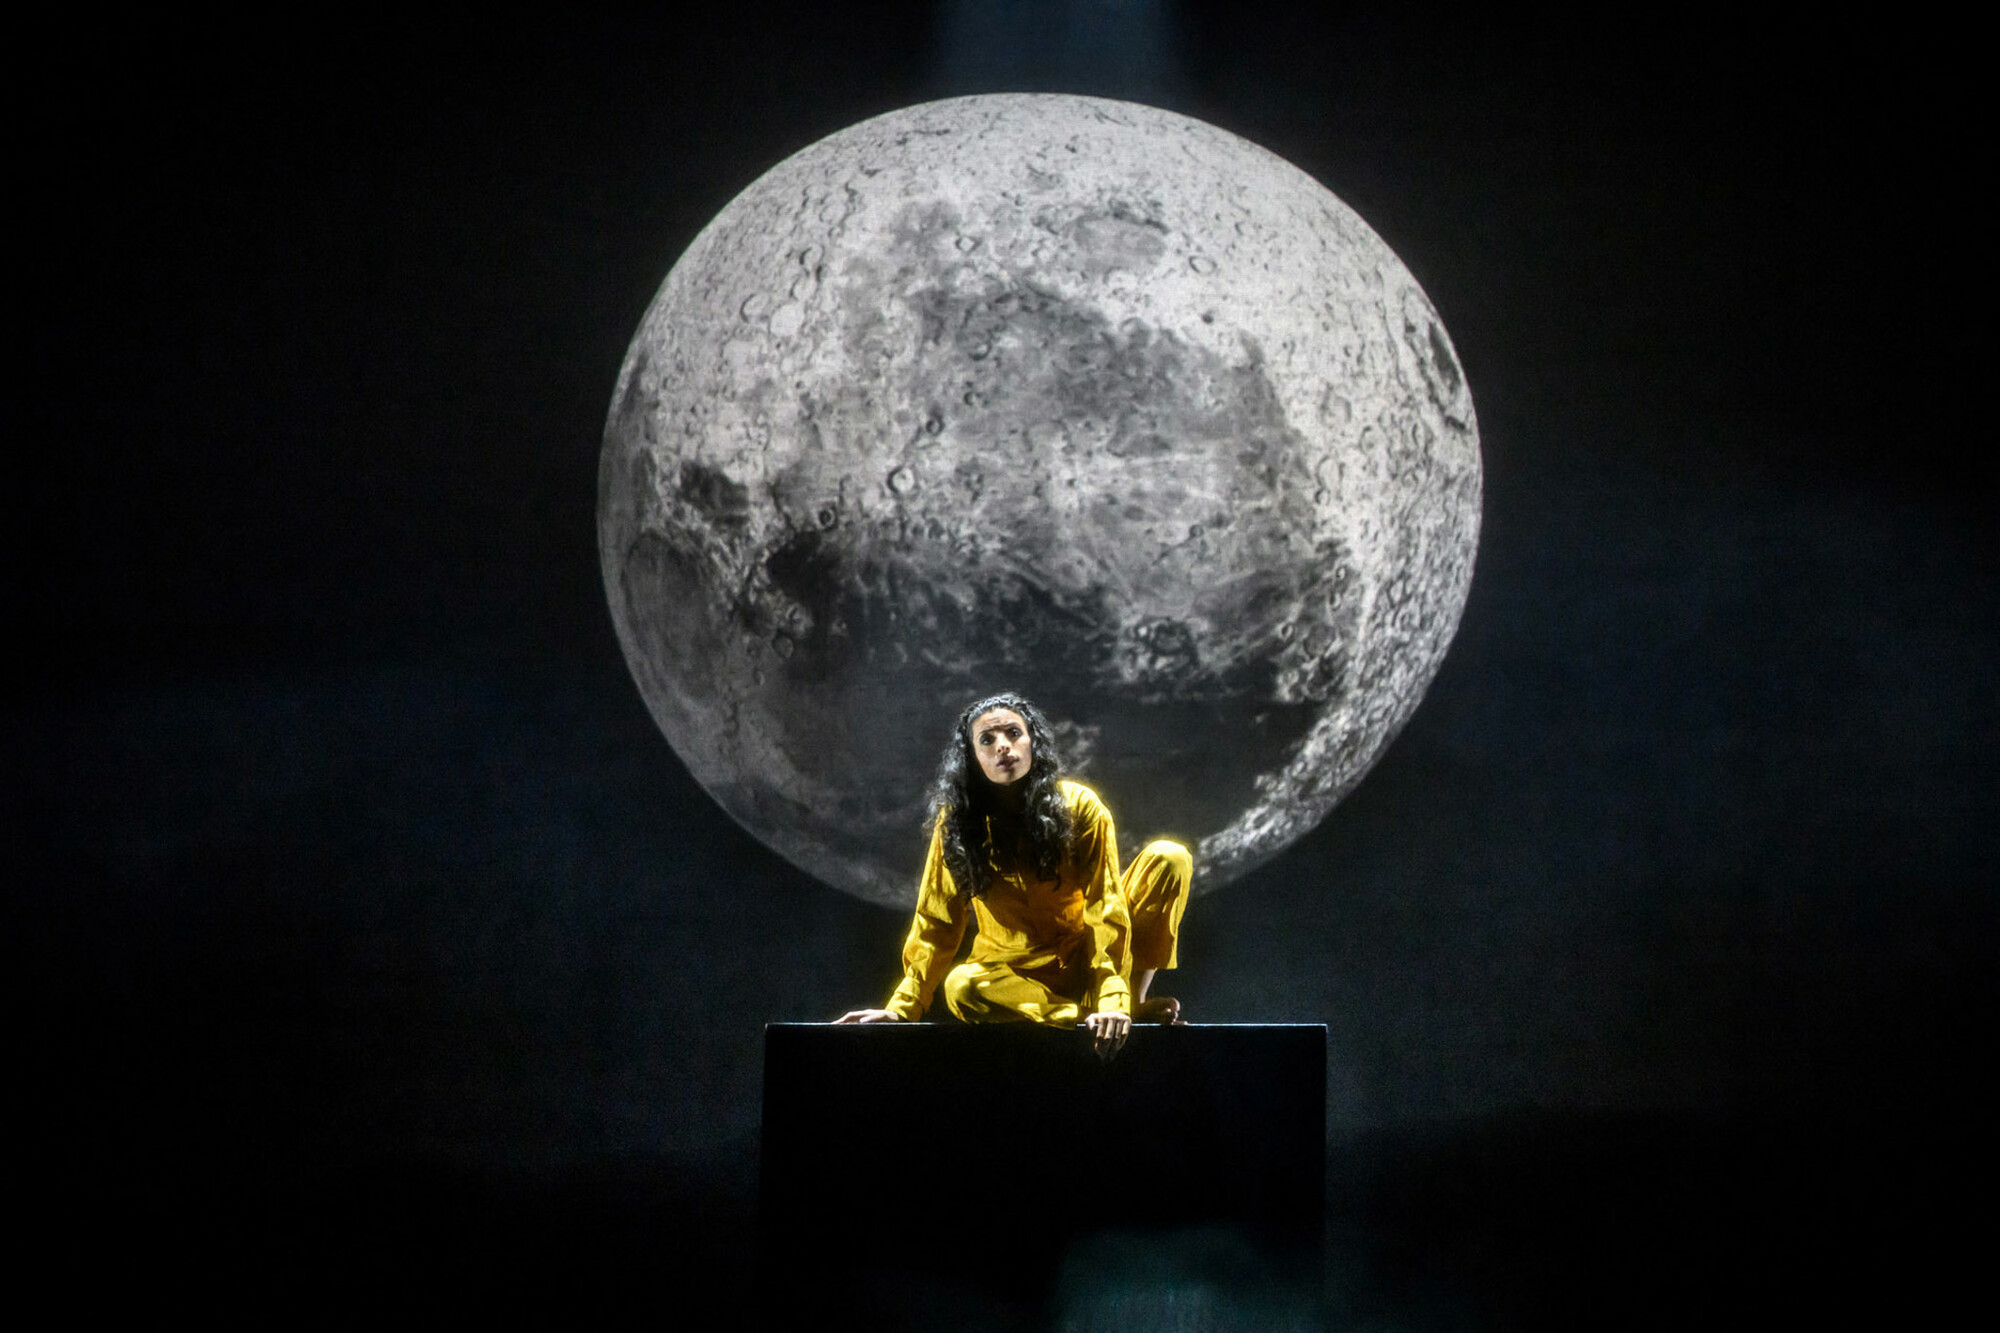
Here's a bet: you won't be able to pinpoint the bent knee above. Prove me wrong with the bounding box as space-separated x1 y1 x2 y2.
1141 839 1193 883
942 963 983 1013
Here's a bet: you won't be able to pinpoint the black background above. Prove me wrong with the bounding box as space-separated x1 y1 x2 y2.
16 6 1992 1325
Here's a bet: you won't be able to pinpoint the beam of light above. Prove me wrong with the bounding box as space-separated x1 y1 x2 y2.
933 0 1185 106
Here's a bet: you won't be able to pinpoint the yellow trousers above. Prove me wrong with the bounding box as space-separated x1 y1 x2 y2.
941 840 1191 1024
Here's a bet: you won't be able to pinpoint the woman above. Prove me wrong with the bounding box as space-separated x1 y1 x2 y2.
836 692 1190 1059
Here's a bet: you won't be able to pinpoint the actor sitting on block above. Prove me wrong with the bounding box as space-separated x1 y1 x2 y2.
836 692 1189 1059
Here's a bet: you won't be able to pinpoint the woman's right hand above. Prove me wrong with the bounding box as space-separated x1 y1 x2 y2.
834 1008 904 1023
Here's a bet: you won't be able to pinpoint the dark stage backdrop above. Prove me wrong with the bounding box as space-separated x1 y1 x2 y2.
15 7 1990 1324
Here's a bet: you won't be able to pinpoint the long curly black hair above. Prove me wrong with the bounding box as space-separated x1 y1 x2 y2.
930 692 1073 898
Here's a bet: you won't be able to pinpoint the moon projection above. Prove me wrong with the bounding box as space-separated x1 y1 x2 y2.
600 94 1480 907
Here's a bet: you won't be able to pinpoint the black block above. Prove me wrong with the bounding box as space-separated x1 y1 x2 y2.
761 1022 1326 1325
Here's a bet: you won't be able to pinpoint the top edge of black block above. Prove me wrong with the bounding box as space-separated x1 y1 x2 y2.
766 1021 1329 1029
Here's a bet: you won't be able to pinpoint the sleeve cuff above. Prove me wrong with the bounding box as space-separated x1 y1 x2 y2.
886 980 926 1021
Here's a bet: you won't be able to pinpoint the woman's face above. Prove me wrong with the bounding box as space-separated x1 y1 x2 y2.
969 708 1033 787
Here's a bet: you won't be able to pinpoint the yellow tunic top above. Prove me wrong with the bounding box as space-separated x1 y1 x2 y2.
884 780 1134 1021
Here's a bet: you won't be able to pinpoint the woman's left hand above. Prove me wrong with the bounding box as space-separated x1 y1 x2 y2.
1084 1010 1131 1061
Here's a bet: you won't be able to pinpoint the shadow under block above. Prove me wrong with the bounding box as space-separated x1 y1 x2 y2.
762 1023 1326 1249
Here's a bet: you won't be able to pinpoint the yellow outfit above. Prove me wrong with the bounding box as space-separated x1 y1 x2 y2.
884 780 1191 1024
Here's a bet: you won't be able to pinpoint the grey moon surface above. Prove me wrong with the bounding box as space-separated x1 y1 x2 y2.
599 95 1480 907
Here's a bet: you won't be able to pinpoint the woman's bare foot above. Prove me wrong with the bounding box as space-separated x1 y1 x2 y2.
1132 995 1183 1025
